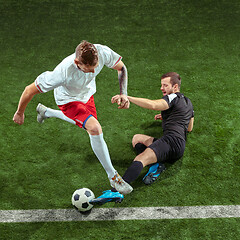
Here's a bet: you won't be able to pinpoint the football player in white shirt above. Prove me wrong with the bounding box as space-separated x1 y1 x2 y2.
13 40 133 198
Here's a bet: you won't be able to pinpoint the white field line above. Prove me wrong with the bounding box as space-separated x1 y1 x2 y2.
0 205 240 223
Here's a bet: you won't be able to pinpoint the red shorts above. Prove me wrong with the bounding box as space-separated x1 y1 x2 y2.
58 96 97 129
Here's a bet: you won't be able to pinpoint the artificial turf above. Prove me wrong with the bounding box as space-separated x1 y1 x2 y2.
0 0 239 239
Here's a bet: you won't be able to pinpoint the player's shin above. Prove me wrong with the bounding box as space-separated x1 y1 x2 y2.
122 160 144 184
89 133 116 179
110 161 143 192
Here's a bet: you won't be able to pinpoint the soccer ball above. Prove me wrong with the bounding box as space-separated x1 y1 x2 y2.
71 188 95 212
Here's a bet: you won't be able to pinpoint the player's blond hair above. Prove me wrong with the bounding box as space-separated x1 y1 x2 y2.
75 40 98 66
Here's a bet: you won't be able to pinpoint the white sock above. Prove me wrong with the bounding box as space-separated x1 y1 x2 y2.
89 133 116 179
45 108 76 125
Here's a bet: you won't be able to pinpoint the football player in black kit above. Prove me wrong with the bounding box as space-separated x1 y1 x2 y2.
91 72 194 204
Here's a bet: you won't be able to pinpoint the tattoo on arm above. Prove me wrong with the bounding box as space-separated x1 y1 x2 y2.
118 65 128 95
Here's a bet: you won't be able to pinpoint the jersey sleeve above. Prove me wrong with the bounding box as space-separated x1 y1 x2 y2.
162 93 177 108
35 65 65 93
100 45 122 68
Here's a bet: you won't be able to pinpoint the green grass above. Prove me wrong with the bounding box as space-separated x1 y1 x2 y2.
0 0 240 239
1 218 240 240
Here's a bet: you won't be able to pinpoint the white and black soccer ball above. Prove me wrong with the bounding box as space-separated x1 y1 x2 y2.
71 188 95 212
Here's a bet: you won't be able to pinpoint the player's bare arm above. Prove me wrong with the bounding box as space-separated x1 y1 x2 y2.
13 82 40 125
112 61 129 109
127 96 169 111
188 117 194 132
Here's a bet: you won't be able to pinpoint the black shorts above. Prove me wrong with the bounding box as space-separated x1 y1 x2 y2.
148 135 185 163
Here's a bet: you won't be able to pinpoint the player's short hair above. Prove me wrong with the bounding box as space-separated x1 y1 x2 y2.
161 72 181 88
75 40 98 66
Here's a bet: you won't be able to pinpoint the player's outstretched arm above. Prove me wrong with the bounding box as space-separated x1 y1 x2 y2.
112 60 129 109
13 82 40 125
127 96 169 111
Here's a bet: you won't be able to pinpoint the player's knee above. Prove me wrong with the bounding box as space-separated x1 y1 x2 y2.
84 116 102 135
132 134 142 147
134 148 157 167
86 122 102 135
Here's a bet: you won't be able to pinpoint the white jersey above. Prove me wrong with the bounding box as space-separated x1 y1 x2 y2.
35 44 122 105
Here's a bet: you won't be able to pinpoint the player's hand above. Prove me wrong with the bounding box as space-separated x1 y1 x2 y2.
13 111 24 125
111 94 130 109
154 113 162 120
111 94 121 105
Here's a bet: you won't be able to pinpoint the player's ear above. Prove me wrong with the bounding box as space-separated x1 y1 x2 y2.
173 83 179 91
74 58 80 65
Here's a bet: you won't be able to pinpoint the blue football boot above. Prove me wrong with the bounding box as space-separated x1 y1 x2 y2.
89 190 124 205
143 163 166 185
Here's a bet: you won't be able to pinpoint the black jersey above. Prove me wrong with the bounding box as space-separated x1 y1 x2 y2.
161 92 194 141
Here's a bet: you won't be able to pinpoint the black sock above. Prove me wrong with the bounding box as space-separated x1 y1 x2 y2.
134 143 147 155
111 161 144 192
122 161 143 184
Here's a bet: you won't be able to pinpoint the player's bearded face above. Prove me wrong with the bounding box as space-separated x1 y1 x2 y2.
161 77 174 96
